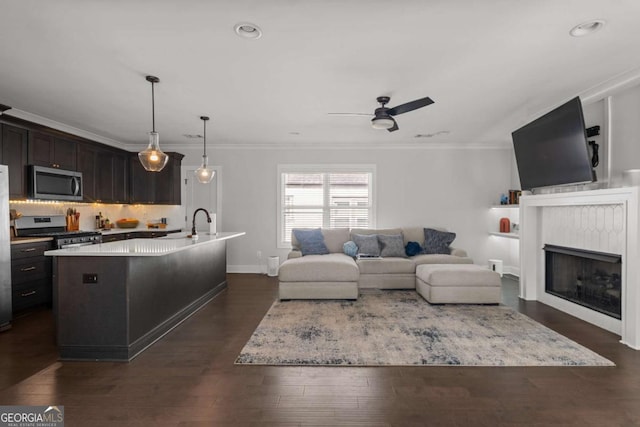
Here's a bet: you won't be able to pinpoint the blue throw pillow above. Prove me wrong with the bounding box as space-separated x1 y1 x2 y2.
293 228 329 256
423 228 456 255
343 241 358 257
405 241 422 257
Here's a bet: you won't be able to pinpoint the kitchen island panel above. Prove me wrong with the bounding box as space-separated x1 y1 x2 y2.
128 239 226 343
54 237 232 361
56 257 129 358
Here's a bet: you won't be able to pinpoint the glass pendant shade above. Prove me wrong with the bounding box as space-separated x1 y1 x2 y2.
195 154 215 183
138 75 168 172
194 115 214 183
138 131 169 172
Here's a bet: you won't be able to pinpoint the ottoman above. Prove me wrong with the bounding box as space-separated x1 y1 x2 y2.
415 264 501 304
278 253 359 300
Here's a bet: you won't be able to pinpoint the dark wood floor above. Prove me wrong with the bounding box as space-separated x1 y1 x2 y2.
1 274 639 426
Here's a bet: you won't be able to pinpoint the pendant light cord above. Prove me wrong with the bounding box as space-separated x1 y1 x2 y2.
151 80 156 132
203 118 207 156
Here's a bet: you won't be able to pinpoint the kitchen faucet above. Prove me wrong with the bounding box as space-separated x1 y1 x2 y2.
191 208 212 239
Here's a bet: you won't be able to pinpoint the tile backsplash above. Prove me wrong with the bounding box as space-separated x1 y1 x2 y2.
10 202 186 231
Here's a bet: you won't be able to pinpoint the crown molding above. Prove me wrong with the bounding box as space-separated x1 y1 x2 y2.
139 140 512 151
3 109 128 150
580 66 640 104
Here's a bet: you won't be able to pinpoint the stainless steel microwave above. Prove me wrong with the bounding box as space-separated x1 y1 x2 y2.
28 165 83 201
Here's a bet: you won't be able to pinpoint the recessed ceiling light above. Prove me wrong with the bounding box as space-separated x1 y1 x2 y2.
234 23 262 39
569 20 605 37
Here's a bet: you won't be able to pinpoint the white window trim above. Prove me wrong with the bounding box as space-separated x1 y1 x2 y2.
277 164 377 249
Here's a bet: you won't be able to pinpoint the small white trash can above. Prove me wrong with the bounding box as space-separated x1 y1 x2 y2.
488 259 503 277
267 256 280 277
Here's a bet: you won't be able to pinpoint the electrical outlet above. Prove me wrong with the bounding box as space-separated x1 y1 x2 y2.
257 250 262 259
83 274 98 284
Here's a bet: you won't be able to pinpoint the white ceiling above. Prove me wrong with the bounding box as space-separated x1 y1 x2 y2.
1 0 640 150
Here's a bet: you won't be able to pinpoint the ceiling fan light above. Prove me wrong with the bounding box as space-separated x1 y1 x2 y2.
371 117 395 130
138 131 169 171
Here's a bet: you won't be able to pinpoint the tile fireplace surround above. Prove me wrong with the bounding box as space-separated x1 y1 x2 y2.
520 187 640 349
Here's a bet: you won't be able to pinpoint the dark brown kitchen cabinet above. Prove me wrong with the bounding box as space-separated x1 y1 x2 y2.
96 149 128 203
77 144 129 203
155 152 184 204
10 240 53 312
0 124 29 198
29 131 77 170
129 155 156 203
129 152 183 205
76 143 97 201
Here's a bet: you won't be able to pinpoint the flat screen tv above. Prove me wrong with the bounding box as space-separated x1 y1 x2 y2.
512 96 594 191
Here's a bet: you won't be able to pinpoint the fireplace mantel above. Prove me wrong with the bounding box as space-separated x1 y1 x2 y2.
520 187 640 349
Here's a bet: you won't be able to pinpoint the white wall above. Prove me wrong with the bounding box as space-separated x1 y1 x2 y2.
610 83 640 182
180 146 513 272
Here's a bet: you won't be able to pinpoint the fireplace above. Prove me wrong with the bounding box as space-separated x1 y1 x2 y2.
544 244 622 319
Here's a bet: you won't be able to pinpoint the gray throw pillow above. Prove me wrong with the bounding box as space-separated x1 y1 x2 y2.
352 233 380 257
423 228 456 255
293 228 329 256
377 234 406 258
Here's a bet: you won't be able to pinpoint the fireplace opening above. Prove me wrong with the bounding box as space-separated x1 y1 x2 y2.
544 244 622 319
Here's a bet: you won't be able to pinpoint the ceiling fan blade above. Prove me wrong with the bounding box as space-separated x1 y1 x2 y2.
387 97 434 116
387 119 399 132
327 112 372 117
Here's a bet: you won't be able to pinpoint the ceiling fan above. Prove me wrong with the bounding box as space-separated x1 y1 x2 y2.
328 96 434 132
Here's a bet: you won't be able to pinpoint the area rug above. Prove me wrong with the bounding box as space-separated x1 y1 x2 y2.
235 291 614 367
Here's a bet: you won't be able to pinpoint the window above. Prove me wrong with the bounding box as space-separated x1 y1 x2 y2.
277 165 376 247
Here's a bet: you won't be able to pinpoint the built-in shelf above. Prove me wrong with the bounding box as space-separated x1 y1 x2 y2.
489 232 520 240
491 204 520 209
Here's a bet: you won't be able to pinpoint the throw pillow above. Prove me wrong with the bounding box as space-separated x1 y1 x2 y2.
377 234 406 258
352 233 380 257
293 228 329 256
405 241 422 257
423 228 456 254
343 241 358 257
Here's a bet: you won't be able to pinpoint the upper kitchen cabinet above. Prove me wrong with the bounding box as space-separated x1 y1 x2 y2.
0 124 29 198
129 155 155 204
155 152 184 205
96 148 128 203
76 143 97 202
130 152 183 205
77 143 129 203
29 131 77 170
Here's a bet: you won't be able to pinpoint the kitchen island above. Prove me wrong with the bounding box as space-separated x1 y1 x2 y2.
45 232 245 361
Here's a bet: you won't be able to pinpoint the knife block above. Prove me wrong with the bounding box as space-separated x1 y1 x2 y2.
66 216 80 231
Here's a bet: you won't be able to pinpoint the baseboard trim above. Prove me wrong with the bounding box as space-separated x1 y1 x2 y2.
228 265 264 274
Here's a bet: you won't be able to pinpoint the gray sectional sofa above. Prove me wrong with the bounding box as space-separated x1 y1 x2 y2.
278 227 473 300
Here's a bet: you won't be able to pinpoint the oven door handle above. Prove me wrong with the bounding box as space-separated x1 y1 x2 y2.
60 242 96 249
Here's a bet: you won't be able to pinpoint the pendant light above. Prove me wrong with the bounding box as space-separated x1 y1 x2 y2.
138 75 169 172
195 116 215 183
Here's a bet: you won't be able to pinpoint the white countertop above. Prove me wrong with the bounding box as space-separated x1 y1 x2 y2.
44 232 245 257
100 226 183 235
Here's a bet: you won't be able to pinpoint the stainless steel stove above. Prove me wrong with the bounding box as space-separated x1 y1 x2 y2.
14 216 102 249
